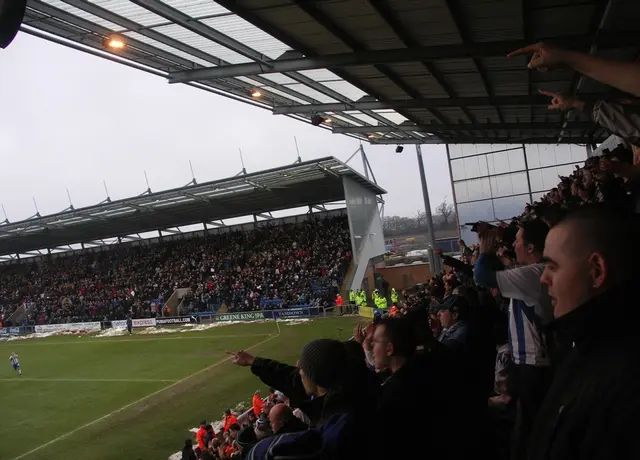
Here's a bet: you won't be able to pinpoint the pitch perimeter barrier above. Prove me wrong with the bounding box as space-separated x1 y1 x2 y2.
1 306 334 340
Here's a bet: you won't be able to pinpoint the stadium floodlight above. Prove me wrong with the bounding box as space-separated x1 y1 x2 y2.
105 37 125 49
250 89 262 98
395 145 404 153
311 115 331 126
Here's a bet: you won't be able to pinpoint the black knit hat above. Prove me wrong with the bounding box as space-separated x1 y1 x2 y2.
299 339 348 389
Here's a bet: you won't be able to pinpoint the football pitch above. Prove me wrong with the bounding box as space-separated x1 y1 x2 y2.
0 317 359 460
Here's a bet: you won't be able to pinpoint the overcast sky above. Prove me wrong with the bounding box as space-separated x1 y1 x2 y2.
0 33 453 226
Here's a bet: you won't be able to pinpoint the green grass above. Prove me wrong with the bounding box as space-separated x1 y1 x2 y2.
0 317 360 460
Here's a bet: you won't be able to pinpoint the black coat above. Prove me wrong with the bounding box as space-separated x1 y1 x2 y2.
373 350 472 460
250 357 376 428
526 283 640 460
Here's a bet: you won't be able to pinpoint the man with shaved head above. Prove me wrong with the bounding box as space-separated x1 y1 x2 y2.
527 205 640 460
268 403 307 435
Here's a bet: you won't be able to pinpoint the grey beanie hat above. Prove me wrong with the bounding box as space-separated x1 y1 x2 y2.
299 339 348 389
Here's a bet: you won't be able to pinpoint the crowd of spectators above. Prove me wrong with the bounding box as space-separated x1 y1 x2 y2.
181 43 640 460
0 216 351 326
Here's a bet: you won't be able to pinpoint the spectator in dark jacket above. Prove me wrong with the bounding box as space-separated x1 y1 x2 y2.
368 315 463 460
180 439 196 460
528 206 640 460
228 339 374 428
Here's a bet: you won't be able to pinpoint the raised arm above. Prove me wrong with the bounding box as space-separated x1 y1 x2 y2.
509 43 640 97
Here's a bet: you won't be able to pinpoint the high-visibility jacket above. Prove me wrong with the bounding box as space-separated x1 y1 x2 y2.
349 290 356 303
223 414 238 432
373 291 387 309
196 426 207 450
253 394 264 416
391 288 399 305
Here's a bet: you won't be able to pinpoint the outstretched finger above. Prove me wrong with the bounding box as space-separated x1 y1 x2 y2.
225 351 237 356
539 89 559 98
507 43 540 58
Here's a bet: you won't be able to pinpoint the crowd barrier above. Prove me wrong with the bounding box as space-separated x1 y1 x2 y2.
0 306 333 339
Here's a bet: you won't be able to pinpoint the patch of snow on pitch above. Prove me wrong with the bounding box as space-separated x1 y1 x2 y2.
137 327 181 335
180 321 246 332
94 328 127 338
279 318 310 325
2 331 58 341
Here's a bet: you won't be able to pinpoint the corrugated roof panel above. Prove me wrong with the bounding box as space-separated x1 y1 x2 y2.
373 110 409 125
259 73 298 85
151 23 252 64
395 75 450 99
489 71 529 96
392 3 462 47
283 84 338 103
258 87 308 105
200 14 291 59
357 77 413 100
348 113 387 126
123 31 213 67
464 0 522 43
296 69 340 82
89 0 167 27
443 74 489 97
162 0 229 18
319 80 367 102
436 58 481 74
529 3 594 38
331 114 363 126
41 0 125 31
236 76 266 87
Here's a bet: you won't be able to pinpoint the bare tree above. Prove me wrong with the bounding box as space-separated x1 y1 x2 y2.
435 197 454 225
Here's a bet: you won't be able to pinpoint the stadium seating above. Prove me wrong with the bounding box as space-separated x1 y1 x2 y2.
0 216 351 325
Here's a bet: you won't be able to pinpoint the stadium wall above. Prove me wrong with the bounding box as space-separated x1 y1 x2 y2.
343 176 385 292
447 144 588 244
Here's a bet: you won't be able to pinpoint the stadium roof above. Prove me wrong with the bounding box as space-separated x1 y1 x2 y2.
0 156 385 257
20 0 640 145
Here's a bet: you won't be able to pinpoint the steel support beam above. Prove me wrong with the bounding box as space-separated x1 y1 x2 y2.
416 145 442 274
333 121 592 134
370 137 592 145
273 93 612 114
168 31 640 82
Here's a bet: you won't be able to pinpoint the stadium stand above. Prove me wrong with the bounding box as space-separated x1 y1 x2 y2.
0 215 350 326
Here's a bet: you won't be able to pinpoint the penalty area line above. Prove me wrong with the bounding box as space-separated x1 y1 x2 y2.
9 333 280 460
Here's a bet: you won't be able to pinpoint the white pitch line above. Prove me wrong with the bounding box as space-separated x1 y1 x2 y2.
0 378 176 383
9 333 279 460
0 333 272 346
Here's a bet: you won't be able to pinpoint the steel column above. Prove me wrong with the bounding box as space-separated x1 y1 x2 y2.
416 145 441 274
